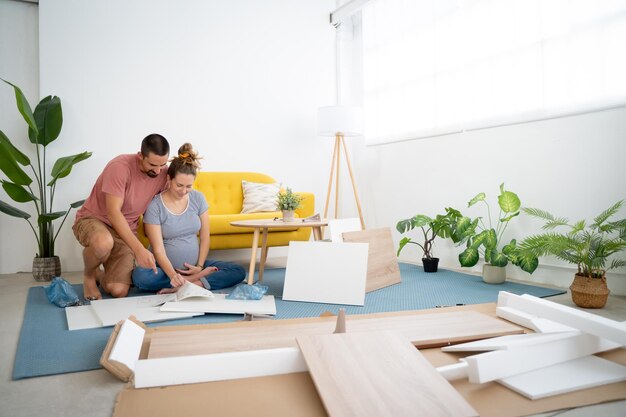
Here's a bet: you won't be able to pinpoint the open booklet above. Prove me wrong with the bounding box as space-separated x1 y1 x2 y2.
170 281 214 301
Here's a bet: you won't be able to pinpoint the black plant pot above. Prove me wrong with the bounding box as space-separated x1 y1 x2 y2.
422 257 439 273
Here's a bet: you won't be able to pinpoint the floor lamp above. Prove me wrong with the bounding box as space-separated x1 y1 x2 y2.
317 105 365 230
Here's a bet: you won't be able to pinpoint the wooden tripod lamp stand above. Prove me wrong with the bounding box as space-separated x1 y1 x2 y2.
317 105 365 230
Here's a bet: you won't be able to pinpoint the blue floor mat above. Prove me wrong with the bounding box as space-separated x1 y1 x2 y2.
13 263 564 379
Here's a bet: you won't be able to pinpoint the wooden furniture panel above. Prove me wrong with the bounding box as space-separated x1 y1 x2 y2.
148 310 523 358
342 227 401 292
297 331 477 417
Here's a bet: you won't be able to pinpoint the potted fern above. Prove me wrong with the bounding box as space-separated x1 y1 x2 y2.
396 208 462 272
0 80 92 281
445 184 538 283
276 187 303 222
519 200 626 308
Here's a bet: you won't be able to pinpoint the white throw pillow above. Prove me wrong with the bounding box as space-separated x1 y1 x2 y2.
241 180 280 213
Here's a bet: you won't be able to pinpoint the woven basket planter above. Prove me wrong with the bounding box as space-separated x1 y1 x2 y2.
569 273 609 309
32 256 61 282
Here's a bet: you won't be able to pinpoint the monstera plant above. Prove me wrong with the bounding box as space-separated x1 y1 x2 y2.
445 183 538 283
0 79 92 280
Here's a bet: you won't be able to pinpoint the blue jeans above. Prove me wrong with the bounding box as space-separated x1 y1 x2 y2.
132 260 246 291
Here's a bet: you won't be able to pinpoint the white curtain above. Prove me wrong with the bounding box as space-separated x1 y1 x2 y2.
358 0 626 144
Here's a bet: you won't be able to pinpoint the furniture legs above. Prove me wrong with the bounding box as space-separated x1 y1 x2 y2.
259 228 269 282
247 228 260 285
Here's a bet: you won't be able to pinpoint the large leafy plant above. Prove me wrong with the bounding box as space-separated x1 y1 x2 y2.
0 80 92 257
396 208 462 259
447 183 538 274
519 201 626 278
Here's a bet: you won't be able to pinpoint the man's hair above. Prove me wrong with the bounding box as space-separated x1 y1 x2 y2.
141 134 170 157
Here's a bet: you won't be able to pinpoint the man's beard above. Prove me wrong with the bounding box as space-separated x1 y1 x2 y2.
147 170 159 178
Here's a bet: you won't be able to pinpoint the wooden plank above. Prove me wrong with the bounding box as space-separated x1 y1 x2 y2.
147 310 523 358
297 331 477 417
342 227 401 292
462 332 620 383
134 348 307 388
498 292 626 345
498 355 626 399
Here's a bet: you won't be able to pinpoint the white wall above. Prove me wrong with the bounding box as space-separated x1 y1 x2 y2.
353 107 626 294
0 0 40 272
0 0 335 273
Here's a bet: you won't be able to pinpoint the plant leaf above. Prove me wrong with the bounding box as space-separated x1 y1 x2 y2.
459 247 479 267
514 252 539 274
498 190 521 213
397 237 412 256
0 130 30 165
1 79 38 136
502 239 517 255
38 211 66 223
0 131 33 186
31 95 63 146
592 200 624 228
1 180 38 203
490 249 508 267
48 151 92 185
0 199 31 219
70 199 86 208
500 211 520 222
468 192 486 207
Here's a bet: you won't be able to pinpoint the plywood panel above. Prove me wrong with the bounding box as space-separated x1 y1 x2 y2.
297 331 477 417
342 227 401 292
148 310 523 358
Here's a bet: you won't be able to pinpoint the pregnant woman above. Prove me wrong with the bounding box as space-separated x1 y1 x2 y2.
132 143 245 292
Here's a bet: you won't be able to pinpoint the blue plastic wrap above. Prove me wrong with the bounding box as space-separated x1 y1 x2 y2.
44 277 81 307
226 283 269 300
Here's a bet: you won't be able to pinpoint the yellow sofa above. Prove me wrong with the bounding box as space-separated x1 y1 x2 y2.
138 172 315 250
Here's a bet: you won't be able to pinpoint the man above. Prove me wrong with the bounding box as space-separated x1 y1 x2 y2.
73 134 170 300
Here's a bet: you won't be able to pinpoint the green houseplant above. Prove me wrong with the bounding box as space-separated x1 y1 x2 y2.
446 184 538 283
519 200 626 308
276 187 303 222
396 208 462 273
0 80 92 281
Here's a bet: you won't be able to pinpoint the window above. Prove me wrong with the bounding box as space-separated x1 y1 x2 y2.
355 0 626 145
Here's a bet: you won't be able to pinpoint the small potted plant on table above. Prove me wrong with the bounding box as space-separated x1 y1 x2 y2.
519 200 626 308
396 208 461 273
277 187 304 222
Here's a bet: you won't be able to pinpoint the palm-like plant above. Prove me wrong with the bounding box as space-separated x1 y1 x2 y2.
519 201 626 278
0 79 92 258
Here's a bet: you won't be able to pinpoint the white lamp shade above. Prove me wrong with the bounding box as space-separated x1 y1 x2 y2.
317 106 364 137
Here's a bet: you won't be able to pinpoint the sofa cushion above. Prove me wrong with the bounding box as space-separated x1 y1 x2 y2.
193 172 276 215
241 180 280 213
211 212 300 235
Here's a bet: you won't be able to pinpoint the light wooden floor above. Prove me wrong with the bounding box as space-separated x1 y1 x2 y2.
0 265 625 417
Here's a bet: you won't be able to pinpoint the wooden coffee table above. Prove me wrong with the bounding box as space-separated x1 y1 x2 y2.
230 218 328 285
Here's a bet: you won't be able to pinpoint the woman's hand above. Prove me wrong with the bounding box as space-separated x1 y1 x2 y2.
177 263 218 281
169 273 186 287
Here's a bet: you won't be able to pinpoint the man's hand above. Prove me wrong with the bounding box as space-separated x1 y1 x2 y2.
135 247 157 273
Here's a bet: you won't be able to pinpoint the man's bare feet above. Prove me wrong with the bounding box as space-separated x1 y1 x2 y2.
83 274 102 300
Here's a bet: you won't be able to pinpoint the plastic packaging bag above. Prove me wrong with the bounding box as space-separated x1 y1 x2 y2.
44 277 81 307
226 283 269 300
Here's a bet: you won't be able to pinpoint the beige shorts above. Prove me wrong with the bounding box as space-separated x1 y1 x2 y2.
73 217 134 286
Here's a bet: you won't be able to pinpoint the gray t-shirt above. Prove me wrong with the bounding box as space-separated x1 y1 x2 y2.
143 190 209 270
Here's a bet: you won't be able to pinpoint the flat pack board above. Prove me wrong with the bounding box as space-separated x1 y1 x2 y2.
147 309 523 359
341 227 401 292
297 331 477 417
66 305 102 330
89 295 201 327
283 241 368 306
328 218 362 242
498 355 626 400
160 293 276 315
112 304 626 417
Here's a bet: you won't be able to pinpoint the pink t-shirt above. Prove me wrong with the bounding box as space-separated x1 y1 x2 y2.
75 154 168 232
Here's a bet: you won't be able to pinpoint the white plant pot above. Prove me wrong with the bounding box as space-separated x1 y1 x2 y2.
482 264 506 284
282 210 295 222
